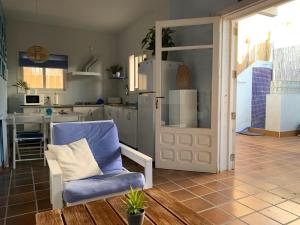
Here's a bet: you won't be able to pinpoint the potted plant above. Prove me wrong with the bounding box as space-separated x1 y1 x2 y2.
106 64 123 78
124 187 146 225
141 26 175 60
12 80 30 93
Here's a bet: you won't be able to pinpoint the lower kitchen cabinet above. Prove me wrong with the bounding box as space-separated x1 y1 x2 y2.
73 106 103 121
23 107 42 131
104 105 123 138
122 108 137 148
104 105 137 148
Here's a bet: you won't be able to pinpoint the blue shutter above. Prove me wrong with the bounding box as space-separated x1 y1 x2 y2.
19 52 68 69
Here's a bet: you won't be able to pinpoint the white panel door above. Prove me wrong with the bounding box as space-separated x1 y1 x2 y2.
155 17 221 173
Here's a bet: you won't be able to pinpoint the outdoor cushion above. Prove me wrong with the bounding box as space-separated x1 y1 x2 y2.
47 138 102 182
17 131 43 140
51 121 122 173
63 170 145 203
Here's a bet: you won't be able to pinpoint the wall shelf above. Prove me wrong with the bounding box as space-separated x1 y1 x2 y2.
108 76 126 80
68 71 102 76
161 45 213 52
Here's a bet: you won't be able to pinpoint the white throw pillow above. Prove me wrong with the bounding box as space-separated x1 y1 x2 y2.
47 138 103 182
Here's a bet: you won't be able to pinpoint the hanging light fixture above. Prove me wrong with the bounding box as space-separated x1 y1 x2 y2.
26 0 49 63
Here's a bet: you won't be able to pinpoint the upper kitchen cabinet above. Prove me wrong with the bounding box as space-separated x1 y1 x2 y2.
0 2 7 80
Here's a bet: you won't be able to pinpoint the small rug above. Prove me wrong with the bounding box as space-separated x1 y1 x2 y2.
237 127 264 136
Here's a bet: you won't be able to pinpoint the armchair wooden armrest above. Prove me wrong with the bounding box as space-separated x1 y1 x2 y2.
45 151 63 209
120 143 153 189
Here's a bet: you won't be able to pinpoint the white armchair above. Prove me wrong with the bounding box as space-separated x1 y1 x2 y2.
47 121 152 209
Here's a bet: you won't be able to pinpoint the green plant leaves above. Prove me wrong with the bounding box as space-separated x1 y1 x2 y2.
125 186 145 215
106 64 123 74
12 80 30 90
141 26 175 56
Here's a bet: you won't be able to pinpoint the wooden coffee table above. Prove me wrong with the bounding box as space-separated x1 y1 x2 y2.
36 188 212 225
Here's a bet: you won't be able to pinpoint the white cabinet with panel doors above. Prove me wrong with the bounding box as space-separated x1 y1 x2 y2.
122 108 137 148
73 106 103 121
104 105 137 148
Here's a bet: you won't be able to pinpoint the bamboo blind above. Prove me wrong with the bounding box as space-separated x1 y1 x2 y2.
273 46 300 82
237 34 272 74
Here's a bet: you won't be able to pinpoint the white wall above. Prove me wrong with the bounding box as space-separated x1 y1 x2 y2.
117 4 170 103
236 66 253 132
170 0 238 19
280 94 300 131
266 94 300 132
7 19 119 113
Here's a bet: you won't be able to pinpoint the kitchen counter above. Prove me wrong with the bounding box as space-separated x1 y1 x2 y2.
20 104 104 108
105 104 138 110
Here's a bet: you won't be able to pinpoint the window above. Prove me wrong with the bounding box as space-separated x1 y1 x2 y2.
19 52 68 90
46 68 64 89
129 54 146 92
23 67 64 90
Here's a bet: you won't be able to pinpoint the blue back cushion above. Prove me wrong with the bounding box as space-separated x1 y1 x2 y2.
52 121 122 173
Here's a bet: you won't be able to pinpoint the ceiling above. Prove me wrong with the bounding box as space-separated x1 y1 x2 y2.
2 0 169 33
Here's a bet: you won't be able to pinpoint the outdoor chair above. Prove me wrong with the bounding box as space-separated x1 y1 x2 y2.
12 113 46 169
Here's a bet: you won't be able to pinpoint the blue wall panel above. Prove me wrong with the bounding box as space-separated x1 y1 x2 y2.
251 67 272 128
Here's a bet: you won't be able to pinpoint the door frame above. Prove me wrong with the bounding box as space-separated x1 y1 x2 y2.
220 0 292 171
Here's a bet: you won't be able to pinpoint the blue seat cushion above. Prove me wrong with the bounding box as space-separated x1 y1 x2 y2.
17 131 43 140
63 170 145 203
52 121 122 173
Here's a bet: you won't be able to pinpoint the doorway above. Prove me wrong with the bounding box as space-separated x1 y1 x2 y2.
222 0 300 171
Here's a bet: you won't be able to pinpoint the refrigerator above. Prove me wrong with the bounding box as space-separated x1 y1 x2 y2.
137 59 182 159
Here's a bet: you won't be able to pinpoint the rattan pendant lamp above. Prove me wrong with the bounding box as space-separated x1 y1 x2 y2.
26 0 49 63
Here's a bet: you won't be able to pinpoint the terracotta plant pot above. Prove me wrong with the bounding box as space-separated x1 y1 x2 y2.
127 210 145 225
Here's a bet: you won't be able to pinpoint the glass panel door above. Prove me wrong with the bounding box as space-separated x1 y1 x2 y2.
155 17 221 173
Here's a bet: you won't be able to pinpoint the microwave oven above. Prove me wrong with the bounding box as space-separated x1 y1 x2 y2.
20 94 45 106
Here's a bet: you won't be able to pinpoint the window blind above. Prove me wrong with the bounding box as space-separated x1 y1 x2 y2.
19 52 68 69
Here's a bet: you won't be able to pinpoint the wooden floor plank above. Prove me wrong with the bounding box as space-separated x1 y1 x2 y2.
146 188 212 225
86 200 125 225
63 204 95 225
107 196 154 225
36 209 64 225
144 195 185 225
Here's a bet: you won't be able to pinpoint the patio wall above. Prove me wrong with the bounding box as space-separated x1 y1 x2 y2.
266 81 300 132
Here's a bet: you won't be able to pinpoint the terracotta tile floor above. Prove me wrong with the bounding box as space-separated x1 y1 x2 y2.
0 134 299 225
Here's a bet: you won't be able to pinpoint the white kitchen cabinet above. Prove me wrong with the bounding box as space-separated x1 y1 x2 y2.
122 108 137 148
23 107 42 131
23 107 41 114
52 107 73 114
92 107 104 120
73 106 103 121
104 105 113 120
104 105 123 137
104 105 137 148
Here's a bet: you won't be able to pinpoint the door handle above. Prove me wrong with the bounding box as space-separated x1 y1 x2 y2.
155 97 165 109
